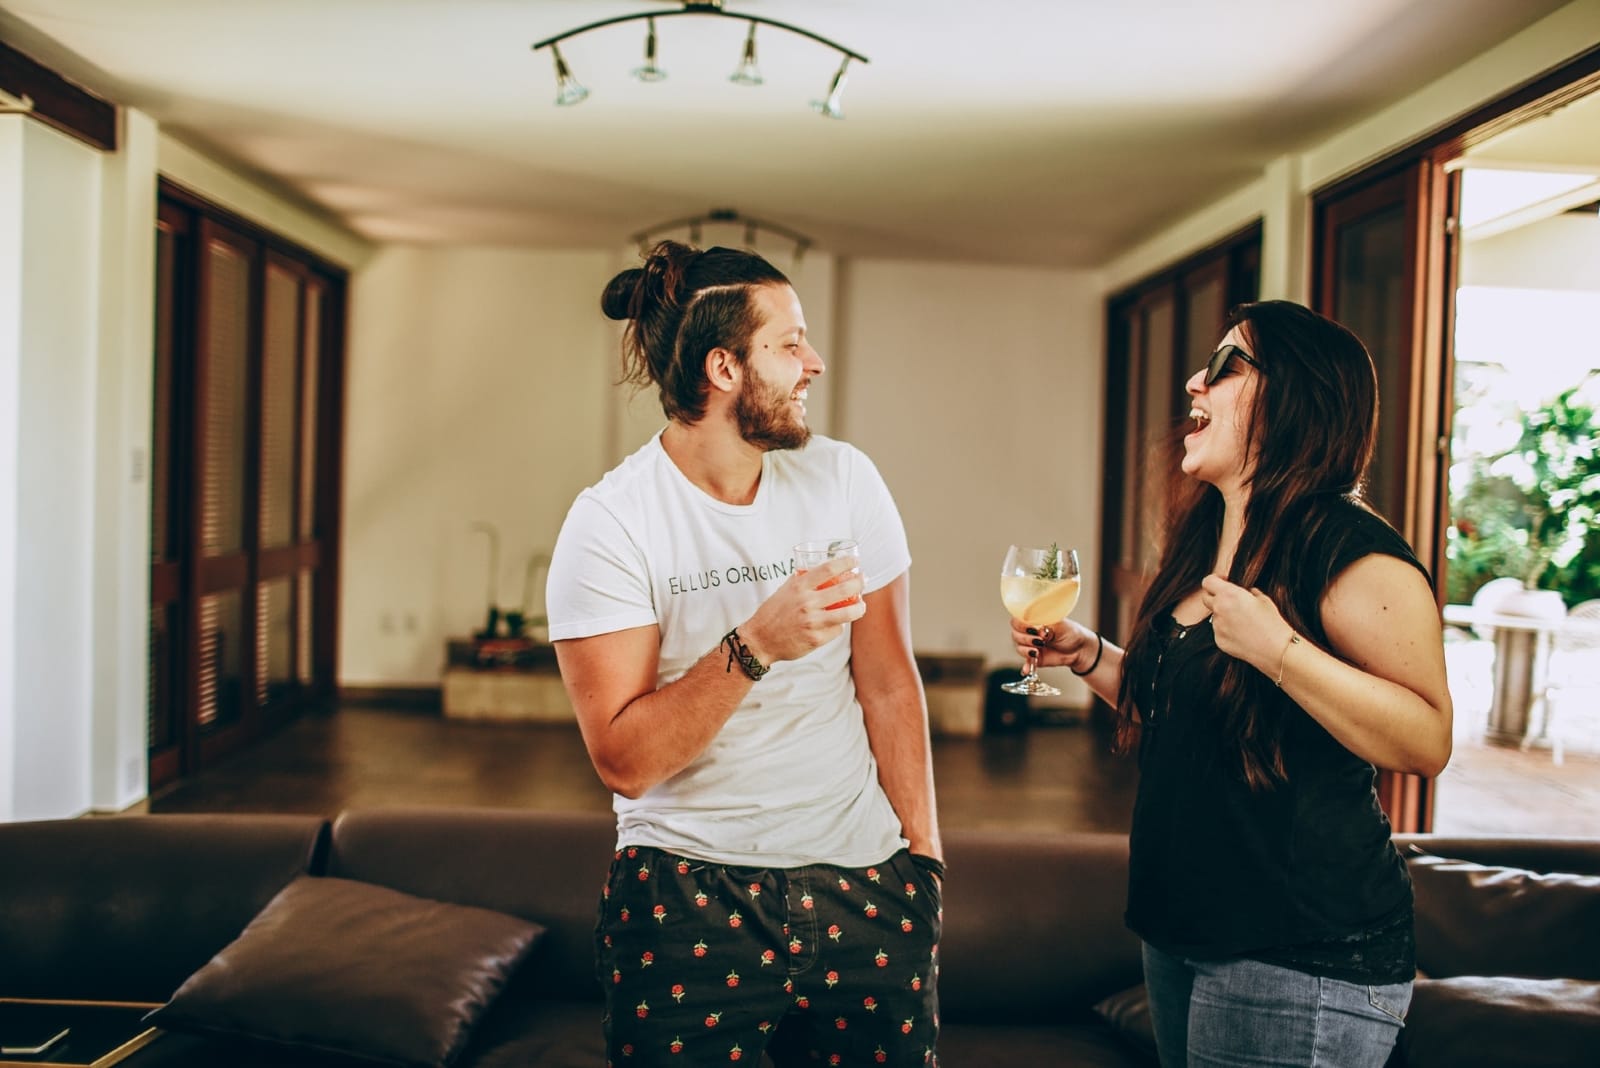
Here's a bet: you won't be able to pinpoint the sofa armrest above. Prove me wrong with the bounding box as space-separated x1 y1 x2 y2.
0 814 327 1003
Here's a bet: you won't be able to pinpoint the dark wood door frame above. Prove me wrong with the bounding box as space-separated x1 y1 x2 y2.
1308 44 1600 833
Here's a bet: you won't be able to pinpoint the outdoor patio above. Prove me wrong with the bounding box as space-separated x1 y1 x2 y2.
1433 633 1600 835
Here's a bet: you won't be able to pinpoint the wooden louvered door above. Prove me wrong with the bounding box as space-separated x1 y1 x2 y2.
151 185 344 785
189 217 258 765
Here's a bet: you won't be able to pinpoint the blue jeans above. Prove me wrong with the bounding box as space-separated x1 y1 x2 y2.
1142 942 1411 1067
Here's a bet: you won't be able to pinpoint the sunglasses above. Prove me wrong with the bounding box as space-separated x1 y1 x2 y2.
1204 343 1262 386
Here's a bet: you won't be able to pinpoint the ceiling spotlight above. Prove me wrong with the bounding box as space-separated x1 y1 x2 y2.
811 55 851 120
632 17 667 82
729 22 762 86
531 1 868 116
632 208 814 264
548 43 589 107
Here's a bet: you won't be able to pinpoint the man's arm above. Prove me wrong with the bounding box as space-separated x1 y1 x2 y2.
554 555 867 799
851 570 942 862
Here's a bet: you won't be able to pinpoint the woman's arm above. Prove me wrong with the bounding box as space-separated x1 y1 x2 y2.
1010 617 1125 707
1203 555 1453 775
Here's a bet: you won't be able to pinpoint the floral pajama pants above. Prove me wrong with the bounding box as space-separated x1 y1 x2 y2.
596 845 942 1067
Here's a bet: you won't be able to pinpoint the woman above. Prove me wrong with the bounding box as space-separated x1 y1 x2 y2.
1014 300 1452 1066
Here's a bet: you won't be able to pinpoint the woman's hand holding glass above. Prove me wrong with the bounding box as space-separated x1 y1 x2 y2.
999 544 1081 695
1011 616 1099 674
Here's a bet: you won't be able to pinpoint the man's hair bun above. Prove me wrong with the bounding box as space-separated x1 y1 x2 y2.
601 268 645 321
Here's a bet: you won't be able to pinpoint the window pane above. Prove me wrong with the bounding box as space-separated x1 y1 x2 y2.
1137 295 1177 574
258 576 293 705
148 603 179 752
1332 204 1407 523
197 589 243 730
299 283 323 542
152 225 177 562
201 238 250 556
260 263 300 549
297 569 315 685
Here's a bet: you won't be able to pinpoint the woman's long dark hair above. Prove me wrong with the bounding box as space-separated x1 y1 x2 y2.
601 240 790 423
1113 300 1380 789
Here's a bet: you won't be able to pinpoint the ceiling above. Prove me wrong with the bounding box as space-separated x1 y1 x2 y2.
0 0 1581 267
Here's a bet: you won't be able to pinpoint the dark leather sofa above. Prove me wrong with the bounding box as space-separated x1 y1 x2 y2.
3 808 1597 1067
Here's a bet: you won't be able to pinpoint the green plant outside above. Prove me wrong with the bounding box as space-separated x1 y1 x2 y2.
1446 383 1599 608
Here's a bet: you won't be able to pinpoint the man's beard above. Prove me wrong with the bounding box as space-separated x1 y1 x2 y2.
735 370 811 451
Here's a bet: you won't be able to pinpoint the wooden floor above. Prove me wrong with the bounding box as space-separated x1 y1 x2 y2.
143 703 1600 838
145 706 1139 834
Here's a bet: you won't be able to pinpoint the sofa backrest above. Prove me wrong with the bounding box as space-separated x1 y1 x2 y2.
326 809 1145 1021
1395 833 1600 981
938 829 1142 1024
1394 835 1600 877
0 813 327 1003
326 806 616 1003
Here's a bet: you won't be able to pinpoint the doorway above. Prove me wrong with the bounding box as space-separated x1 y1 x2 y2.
1309 45 1600 833
1430 91 1600 836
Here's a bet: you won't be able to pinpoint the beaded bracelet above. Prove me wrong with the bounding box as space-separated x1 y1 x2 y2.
722 627 768 681
1070 632 1104 676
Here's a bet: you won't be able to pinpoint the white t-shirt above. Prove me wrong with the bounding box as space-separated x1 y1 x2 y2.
546 431 912 868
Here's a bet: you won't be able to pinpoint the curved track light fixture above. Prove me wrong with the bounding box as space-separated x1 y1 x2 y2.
632 208 814 264
531 0 869 118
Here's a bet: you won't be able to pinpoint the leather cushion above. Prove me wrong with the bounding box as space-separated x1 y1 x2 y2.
1091 983 1157 1060
1398 976 1600 1067
1408 853 1600 979
146 875 543 1068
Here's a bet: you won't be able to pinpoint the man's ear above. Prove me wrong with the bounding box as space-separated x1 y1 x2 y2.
705 347 741 395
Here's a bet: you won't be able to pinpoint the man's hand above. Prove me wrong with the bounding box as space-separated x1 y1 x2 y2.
740 555 867 665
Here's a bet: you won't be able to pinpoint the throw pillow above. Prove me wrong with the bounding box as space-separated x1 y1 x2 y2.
1407 854 1600 979
1091 983 1157 1060
1398 976 1600 1067
147 875 544 1068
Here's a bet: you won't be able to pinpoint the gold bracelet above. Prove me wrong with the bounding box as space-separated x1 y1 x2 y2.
1275 632 1302 688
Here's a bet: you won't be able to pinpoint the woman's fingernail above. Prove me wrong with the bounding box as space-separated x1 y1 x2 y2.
1027 649 1037 659
1025 628 1038 636
1031 638 1043 648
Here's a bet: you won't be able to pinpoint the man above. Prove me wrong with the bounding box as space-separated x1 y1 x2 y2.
547 241 941 1067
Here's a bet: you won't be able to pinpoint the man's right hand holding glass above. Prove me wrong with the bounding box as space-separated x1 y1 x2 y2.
738 554 867 668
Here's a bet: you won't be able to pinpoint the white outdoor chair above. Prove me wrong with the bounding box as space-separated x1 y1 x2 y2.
1536 599 1600 765
1466 576 1527 641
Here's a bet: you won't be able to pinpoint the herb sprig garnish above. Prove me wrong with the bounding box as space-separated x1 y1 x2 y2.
1034 542 1062 580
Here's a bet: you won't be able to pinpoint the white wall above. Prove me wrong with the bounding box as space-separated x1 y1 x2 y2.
158 136 372 272
3 119 100 821
340 246 620 684
834 259 1104 692
88 110 158 812
0 116 22 820
338 248 1101 693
